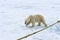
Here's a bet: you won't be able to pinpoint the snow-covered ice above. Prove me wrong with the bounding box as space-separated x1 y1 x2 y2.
0 0 60 40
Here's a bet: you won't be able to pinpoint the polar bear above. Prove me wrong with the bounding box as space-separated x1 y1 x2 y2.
25 14 47 27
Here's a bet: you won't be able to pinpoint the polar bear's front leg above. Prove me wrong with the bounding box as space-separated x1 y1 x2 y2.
32 22 35 27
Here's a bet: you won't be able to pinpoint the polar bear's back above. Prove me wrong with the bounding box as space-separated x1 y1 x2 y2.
33 15 44 22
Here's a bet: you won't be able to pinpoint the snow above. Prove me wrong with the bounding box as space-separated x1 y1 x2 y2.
0 0 60 40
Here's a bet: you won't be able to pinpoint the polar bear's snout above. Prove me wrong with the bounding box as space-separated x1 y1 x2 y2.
25 21 26 24
25 21 30 25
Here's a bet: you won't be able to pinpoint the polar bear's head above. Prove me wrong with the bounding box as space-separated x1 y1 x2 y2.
25 15 33 26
